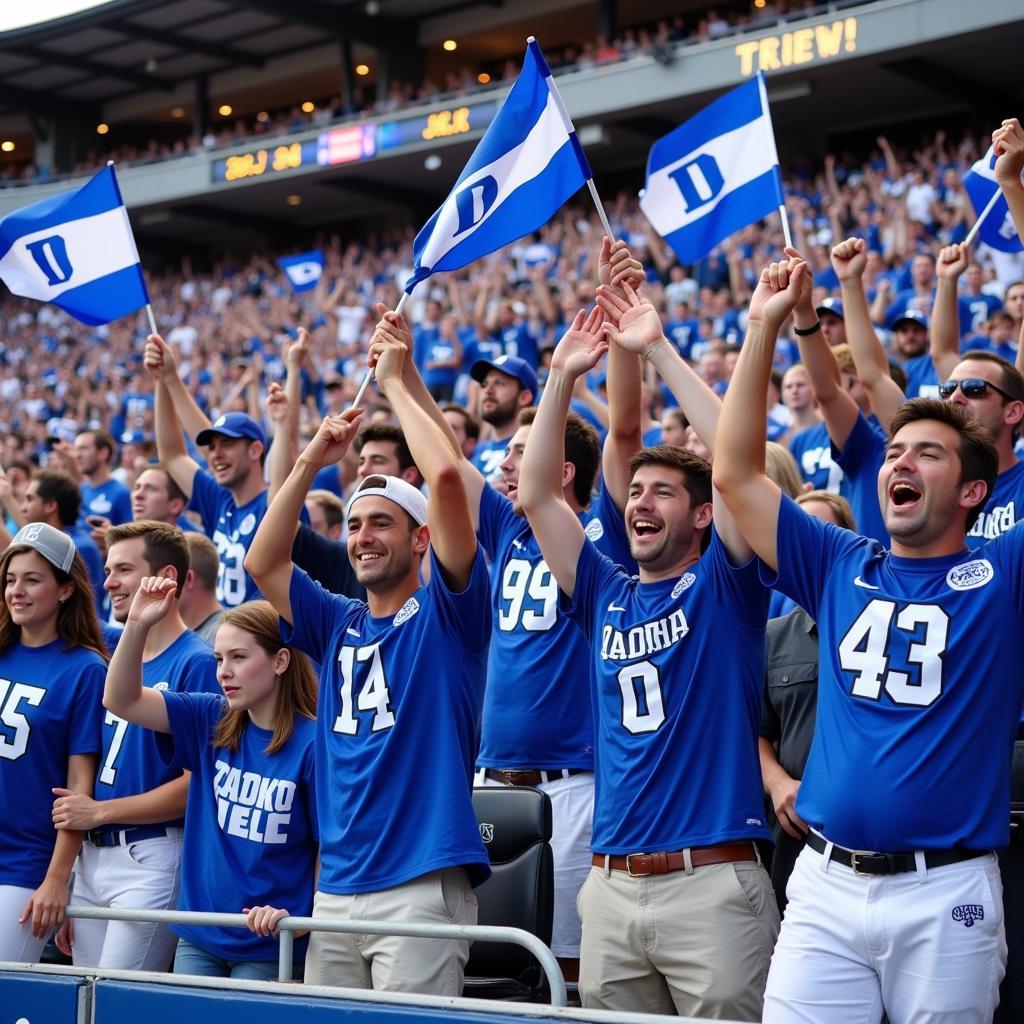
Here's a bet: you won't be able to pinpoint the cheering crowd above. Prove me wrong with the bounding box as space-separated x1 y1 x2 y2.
0 116 1023 1023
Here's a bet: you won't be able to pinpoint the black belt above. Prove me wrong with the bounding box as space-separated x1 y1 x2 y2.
805 830 986 875
482 768 589 787
86 825 169 848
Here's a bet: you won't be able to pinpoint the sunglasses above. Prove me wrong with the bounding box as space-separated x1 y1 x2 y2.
939 378 1019 402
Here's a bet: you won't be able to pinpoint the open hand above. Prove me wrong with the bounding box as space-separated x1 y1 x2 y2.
596 281 665 356
126 575 178 628
550 307 607 380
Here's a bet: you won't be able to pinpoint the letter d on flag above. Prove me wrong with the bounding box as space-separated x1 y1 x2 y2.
25 235 74 286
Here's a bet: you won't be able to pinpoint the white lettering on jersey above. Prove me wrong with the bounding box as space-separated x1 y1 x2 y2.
213 759 296 844
966 501 1017 541
600 608 689 662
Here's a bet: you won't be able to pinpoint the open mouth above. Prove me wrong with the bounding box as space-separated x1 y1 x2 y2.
631 518 662 538
356 551 384 563
888 480 922 508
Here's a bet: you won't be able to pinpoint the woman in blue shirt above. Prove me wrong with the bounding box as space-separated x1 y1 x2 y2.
104 585 318 981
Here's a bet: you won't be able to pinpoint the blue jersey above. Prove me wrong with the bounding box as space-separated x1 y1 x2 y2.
959 294 1002 336
966 459 1024 548
832 411 889 545
476 485 593 770
790 422 844 493
101 623 123 655
189 469 267 606
80 479 132 526
563 533 771 853
584 479 638 576
490 324 539 369
157 692 318 961
68 524 107 614
770 494 1024 850
96 630 219 829
664 318 700 359
0 641 105 888
903 353 940 398
282 556 492 893
471 438 508 481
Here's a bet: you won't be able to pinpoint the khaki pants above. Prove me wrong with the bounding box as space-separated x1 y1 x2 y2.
305 867 477 995
578 858 779 1021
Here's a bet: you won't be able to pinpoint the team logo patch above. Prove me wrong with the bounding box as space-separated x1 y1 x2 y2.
22 523 43 542
153 681 170 692
479 822 494 844
946 559 993 592
393 597 420 627
585 517 605 541
952 904 985 928
215 414 227 427
238 513 257 536
671 573 696 599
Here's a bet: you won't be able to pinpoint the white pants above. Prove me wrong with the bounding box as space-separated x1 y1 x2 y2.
69 832 182 971
764 842 1006 1024
305 867 477 994
475 770 594 958
0 885 48 964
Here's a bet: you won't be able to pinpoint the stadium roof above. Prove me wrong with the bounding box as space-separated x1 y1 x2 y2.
0 0 496 119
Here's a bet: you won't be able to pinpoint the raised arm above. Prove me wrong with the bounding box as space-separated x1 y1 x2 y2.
369 321 477 590
831 237 906 430
519 309 608 598
267 331 309 503
932 243 970 382
994 118 1024 248
145 334 213 441
714 259 808 570
146 335 203 499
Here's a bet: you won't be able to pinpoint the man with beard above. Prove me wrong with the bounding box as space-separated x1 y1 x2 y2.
517 280 778 1020
245 315 490 997
469 355 536 479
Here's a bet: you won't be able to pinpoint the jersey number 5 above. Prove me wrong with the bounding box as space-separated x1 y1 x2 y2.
838 599 949 707
0 679 45 761
333 644 395 735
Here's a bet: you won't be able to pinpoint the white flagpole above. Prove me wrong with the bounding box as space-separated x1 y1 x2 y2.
754 74 792 250
963 188 1002 248
530 36 616 243
145 304 158 335
349 291 409 409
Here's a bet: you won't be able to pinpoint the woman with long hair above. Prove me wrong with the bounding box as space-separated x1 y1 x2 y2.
0 523 106 963
104 583 317 980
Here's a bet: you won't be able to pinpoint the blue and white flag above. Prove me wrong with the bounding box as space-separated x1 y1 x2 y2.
278 248 325 292
405 39 590 294
964 146 1024 254
640 74 784 265
0 164 149 325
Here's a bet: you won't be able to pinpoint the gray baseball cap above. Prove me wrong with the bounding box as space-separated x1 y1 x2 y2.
11 522 76 573
346 474 427 527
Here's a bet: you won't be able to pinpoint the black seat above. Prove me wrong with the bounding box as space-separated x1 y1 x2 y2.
463 785 554 1003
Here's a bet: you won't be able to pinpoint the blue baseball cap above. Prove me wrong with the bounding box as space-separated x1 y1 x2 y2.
196 412 267 448
816 297 844 320
894 309 929 330
470 354 538 398
119 429 151 445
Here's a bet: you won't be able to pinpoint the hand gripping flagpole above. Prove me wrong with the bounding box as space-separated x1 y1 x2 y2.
349 292 409 409
755 74 793 250
963 187 1002 248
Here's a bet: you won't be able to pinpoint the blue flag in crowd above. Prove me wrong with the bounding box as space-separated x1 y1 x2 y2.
0 164 149 325
964 146 1024 254
279 248 325 292
405 38 590 294
640 73 784 265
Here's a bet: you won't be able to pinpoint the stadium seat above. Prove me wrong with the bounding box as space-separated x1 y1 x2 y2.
463 785 554 1003
996 741 1024 1023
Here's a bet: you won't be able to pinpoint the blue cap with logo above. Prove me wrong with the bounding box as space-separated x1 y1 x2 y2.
816 297 844 320
470 354 538 398
196 412 267 448
894 309 929 330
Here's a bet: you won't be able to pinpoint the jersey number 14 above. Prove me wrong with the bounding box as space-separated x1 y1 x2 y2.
332 644 395 735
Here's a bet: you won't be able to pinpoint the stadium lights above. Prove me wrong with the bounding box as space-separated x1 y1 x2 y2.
478 72 490 84
356 64 370 76
218 104 233 116
1 141 13 152
443 39 457 51
286 194 302 205
171 107 185 118
257 111 269 122
96 123 109 135
302 101 315 113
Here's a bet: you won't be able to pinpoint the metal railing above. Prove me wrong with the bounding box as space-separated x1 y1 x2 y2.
65 904 567 1006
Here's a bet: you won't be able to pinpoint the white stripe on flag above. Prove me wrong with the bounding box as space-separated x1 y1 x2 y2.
641 112 779 236
0 206 141 303
417 93 572 271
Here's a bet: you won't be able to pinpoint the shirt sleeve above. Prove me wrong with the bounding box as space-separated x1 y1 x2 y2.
703 529 769 630
280 565 355 664
68 660 105 757
425 546 492 653
985 521 1024 617
833 409 886 473
588 480 637 574
559 536 623 642
154 690 224 773
476 483 517 560
176 649 221 696
187 469 220 535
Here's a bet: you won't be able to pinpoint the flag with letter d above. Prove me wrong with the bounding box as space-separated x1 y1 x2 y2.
640 73 783 265
279 249 325 292
0 164 149 325
964 146 1024 254
405 38 590 294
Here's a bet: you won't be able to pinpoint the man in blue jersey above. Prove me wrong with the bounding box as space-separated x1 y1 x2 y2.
246 318 491 997
518 282 779 1020
147 334 269 609
470 355 537 479
715 255 1020 1024
74 430 132 527
53 520 218 970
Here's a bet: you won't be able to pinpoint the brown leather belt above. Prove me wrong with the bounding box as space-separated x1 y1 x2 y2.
593 842 758 877
483 768 589 787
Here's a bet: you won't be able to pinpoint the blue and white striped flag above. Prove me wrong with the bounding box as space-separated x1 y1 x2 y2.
405 39 590 295
640 74 784 265
279 248 325 292
0 164 149 325
964 146 1024 254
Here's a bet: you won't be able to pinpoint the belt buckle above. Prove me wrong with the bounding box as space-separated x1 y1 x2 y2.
625 853 649 877
501 770 517 786
849 850 873 876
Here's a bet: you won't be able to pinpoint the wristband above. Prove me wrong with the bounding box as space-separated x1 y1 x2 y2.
793 321 822 337
643 340 669 362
